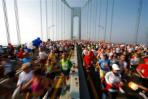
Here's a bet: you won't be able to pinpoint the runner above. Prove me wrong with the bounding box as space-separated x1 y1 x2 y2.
104 64 124 99
17 63 32 99
22 69 50 99
60 52 72 90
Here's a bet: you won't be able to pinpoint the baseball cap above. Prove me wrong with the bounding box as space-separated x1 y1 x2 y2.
112 64 120 70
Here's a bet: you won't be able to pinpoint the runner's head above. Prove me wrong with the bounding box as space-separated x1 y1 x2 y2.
62 52 68 60
112 64 120 74
120 55 125 61
21 62 31 73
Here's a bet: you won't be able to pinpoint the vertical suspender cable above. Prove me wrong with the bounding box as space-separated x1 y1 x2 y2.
81 7 82 39
61 2 62 40
92 0 95 41
2 0 11 44
62 3 64 40
81 7 87 40
109 0 115 42
98 0 102 41
89 1 92 40
91 0 94 40
54 0 56 41
69 7 71 39
94 0 98 41
88 2 90 40
62 2 63 40
14 0 21 45
91 0 95 41
63 3 65 40
56 0 58 40
135 0 143 44
104 0 108 41
52 0 54 40
81 8 82 40
84 7 85 40
40 0 43 40
60 2 63 40
86 3 89 40
82 7 84 40
45 0 48 40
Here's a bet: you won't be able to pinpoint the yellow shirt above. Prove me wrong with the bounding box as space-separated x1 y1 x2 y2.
48 53 56 64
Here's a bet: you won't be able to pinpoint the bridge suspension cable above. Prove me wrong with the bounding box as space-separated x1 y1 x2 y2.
2 0 11 43
40 0 43 40
135 0 143 44
109 0 115 42
14 0 21 45
104 0 109 41
98 0 102 40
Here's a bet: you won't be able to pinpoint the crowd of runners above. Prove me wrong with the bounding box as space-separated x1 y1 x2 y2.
80 41 148 99
0 40 148 99
0 40 74 99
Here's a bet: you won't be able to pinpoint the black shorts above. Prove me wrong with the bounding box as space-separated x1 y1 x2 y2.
46 72 56 80
40 59 46 64
61 69 70 76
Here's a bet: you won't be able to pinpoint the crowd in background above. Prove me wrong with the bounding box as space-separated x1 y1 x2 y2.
80 41 148 99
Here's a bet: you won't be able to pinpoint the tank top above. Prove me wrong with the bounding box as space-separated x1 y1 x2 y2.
32 78 43 92
61 59 70 71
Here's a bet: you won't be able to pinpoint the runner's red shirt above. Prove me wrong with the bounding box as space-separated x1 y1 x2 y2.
83 54 91 66
136 64 148 78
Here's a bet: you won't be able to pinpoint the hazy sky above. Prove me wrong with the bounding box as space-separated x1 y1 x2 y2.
0 0 148 45
81 0 148 44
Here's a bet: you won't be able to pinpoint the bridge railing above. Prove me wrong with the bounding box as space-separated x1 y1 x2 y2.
76 44 91 99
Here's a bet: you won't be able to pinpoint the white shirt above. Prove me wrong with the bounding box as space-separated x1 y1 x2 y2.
82 49 88 55
105 71 121 84
116 48 120 53
39 51 47 60
17 71 32 86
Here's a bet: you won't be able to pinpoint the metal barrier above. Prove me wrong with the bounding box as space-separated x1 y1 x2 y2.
76 45 91 99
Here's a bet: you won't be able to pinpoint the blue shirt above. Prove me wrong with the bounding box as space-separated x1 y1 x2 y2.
22 57 32 64
98 59 110 72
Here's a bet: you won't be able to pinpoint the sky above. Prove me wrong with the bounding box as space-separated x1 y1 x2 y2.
81 0 148 44
0 0 148 45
